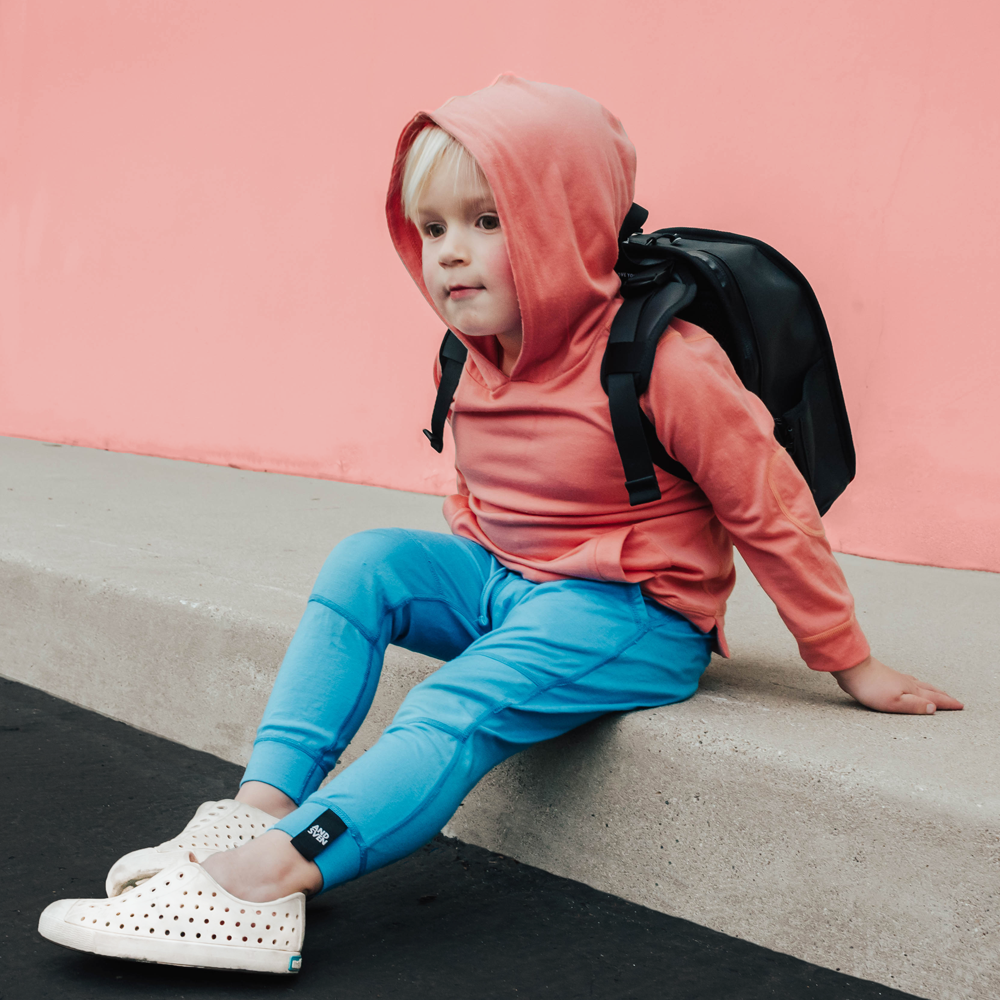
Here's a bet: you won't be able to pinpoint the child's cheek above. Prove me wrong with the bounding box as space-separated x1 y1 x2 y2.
485 237 516 299
421 246 445 306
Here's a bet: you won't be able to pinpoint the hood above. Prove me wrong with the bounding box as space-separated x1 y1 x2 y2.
386 74 636 384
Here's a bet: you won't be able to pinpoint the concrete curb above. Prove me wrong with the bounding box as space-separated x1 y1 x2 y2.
2 436 997 999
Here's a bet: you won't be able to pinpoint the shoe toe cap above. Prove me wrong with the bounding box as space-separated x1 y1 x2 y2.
39 897 76 924
38 897 80 943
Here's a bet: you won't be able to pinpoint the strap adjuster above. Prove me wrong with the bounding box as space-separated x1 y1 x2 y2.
624 474 661 506
621 267 672 299
422 427 443 453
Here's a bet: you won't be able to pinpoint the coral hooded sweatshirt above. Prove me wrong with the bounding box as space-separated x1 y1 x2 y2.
386 75 870 673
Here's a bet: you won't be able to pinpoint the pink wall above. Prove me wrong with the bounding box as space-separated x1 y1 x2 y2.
1 1 998 572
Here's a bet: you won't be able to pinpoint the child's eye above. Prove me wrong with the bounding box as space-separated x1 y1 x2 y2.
477 214 501 232
424 223 445 239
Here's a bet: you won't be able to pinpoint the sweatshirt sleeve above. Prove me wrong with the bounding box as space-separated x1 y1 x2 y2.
642 322 870 672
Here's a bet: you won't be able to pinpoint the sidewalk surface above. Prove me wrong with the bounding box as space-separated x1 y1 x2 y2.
2 435 998 999
1 676 919 1000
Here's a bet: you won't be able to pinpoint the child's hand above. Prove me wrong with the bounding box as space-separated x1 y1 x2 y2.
833 655 964 714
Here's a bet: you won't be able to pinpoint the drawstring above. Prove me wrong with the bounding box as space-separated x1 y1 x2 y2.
478 565 506 629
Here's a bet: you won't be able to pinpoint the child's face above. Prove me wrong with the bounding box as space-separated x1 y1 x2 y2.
416 167 521 345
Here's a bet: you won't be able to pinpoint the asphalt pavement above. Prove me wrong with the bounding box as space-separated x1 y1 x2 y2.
1 676 921 1000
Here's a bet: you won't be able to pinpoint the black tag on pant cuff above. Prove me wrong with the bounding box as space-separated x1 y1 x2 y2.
290 809 347 861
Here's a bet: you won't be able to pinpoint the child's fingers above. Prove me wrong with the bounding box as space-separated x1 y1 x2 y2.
892 693 938 714
913 679 948 695
919 686 964 710
893 687 964 713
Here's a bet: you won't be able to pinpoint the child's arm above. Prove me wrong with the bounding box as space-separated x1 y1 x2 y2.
645 324 963 715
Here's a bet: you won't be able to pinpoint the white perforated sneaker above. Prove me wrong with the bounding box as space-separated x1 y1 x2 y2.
40 859 305 974
106 800 278 897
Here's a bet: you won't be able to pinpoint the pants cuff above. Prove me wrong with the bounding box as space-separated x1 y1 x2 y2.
240 738 324 804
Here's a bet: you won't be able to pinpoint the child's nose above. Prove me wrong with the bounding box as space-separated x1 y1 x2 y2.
438 230 470 266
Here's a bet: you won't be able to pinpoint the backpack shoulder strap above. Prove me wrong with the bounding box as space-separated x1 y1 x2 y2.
602 275 697 505
619 203 649 243
423 330 467 453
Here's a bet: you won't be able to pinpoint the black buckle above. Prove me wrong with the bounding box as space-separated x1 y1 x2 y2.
423 427 443 453
621 267 672 299
625 474 662 506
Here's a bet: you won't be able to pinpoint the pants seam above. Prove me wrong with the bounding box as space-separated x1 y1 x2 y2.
386 717 468 742
414 532 494 614
457 622 656 739
327 640 376 765
307 594 380 647
322 805 370 879
309 593 484 645
455 650 545 686
361 719 468 861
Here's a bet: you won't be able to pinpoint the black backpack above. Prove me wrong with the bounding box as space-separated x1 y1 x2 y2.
423 203 856 516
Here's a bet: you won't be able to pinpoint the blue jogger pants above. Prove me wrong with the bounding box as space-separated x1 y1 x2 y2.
242 528 713 892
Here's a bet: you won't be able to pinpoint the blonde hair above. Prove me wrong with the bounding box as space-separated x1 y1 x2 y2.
401 126 490 223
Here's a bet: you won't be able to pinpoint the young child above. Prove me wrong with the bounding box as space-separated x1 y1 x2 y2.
38 75 961 975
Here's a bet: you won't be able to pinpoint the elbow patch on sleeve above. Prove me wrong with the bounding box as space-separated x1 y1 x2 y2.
767 449 826 538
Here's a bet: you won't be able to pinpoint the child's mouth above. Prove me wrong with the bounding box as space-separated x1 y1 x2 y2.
448 286 482 300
